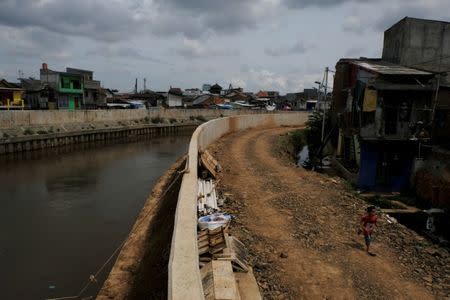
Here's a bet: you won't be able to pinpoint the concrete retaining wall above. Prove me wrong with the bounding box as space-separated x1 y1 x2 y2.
0 109 263 129
168 112 309 300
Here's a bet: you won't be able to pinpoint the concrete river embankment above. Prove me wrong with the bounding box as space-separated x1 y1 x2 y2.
0 132 192 300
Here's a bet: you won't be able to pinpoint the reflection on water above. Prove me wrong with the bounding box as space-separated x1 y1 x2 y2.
0 134 191 300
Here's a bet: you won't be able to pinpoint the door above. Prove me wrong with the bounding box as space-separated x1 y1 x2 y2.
68 96 75 110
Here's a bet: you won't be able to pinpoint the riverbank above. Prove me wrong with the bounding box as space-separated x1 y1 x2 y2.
97 156 186 300
0 122 197 155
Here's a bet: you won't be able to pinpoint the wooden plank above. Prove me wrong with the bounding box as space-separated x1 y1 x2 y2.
235 267 262 300
201 262 215 300
212 260 241 300
200 150 220 178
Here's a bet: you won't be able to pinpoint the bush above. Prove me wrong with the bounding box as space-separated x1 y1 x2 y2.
169 118 177 124
2 132 9 139
37 130 48 135
23 128 34 135
189 116 196 121
151 116 164 124
144 116 150 123
196 115 207 122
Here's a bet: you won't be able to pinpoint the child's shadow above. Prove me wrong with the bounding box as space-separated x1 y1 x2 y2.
344 239 365 251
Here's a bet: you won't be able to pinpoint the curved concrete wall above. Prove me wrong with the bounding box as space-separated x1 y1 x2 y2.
168 112 309 300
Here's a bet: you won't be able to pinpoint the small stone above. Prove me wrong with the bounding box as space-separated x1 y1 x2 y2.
280 252 288 259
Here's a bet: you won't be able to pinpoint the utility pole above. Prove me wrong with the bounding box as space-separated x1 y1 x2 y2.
144 78 147 91
134 78 138 94
321 67 329 143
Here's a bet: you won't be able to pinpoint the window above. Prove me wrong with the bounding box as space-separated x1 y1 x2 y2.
61 77 70 89
72 79 81 89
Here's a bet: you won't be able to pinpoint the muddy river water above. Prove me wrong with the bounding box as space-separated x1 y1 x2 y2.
0 134 191 300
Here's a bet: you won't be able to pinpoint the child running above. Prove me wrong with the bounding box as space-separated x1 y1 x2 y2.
360 206 378 256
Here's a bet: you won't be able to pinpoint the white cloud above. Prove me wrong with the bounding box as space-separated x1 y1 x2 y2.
174 38 239 58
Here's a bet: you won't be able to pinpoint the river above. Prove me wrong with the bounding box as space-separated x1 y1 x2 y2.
0 134 191 300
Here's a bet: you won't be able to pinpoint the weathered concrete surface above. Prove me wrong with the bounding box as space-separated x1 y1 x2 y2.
0 108 264 129
168 112 309 300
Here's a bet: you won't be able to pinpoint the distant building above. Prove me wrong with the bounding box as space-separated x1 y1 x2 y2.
19 78 49 109
167 87 183 107
184 88 203 97
0 79 24 109
202 84 211 92
66 67 104 108
209 83 222 95
40 63 84 109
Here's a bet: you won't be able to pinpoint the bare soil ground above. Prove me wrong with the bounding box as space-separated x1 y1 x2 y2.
209 127 450 300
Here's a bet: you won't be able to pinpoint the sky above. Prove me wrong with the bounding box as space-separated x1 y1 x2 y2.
0 0 449 94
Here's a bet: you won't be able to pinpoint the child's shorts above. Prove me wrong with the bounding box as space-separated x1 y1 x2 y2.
364 235 372 245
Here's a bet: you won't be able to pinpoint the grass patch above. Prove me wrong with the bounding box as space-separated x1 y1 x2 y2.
151 116 165 124
196 115 207 122
277 129 307 161
364 195 403 209
23 128 34 135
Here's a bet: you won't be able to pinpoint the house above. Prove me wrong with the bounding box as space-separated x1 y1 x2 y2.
382 17 450 144
331 58 436 191
66 67 104 108
202 84 212 93
0 79 24 109
184 88 203 97
167 87 183 107
19 78 49 109
285 93 306 110
209 83 222 95
192 94 224 108
40 63 84 109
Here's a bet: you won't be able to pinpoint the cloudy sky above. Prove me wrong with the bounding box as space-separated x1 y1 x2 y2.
0 0 449 93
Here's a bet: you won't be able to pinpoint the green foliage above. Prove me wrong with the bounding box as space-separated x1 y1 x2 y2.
364 195 402 209
23 128 34 135
196 115 207 122
169 118 177 124
2 132 9 139
37 130 48 135
48 126 54 133
189 116 196 121
305 110 331 163
151 116 164 124
144 116 150 123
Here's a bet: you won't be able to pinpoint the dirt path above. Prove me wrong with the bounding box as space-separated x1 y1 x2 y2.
209 127 450 300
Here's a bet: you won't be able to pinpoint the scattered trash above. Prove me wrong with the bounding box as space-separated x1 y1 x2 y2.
384 214 398 224
198 179 219 214
198 213 231 230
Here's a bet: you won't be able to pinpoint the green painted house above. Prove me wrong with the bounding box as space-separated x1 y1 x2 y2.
58 73 84 110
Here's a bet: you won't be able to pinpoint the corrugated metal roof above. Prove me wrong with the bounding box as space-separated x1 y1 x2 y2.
353 60 433 75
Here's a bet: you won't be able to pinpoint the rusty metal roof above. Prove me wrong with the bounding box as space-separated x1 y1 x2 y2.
352 59 433 76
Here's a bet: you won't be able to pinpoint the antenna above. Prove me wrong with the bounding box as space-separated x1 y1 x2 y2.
144 78 146 91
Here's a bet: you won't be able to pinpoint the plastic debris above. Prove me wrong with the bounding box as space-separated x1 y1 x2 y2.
198 213 231 230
